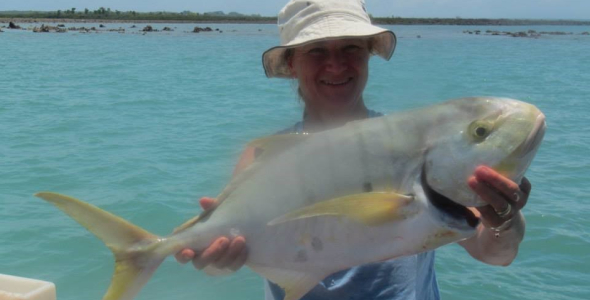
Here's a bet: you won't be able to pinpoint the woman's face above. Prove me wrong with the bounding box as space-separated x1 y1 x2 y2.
288 38 371 117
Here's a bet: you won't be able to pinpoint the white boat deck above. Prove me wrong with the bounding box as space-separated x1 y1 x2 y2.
0 274 56 300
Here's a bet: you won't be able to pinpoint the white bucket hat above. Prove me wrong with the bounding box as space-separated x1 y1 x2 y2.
262 0 397 78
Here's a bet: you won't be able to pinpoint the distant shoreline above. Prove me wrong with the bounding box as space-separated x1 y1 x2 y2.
2 17 590 26
0 17 275 24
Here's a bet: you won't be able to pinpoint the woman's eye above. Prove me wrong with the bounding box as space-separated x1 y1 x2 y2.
343 45 361 53
307 48 326 55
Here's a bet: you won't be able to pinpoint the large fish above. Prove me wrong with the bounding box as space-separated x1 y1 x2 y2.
36 97 545 300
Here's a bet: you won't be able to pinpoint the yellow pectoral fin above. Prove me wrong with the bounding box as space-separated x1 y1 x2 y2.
268 192 416 227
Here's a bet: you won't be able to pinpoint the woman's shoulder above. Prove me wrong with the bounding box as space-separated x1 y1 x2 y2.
368 109 384 118
276 121 304 135
276 109 383 135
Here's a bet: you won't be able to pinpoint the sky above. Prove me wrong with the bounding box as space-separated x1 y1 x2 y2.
1 0 589 20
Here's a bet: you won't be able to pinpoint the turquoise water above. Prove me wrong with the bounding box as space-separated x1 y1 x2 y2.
1 23 589 300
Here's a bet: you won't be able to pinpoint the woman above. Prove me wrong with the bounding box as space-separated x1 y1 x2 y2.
176 0 531 299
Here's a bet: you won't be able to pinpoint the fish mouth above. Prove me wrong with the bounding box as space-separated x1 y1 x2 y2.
493 112 546 179
520 113 546 157
421 167 479 228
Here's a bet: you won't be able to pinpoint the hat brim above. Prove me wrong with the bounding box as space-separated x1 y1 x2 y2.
262 21 396 78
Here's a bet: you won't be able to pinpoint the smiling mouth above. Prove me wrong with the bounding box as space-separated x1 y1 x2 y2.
421 166 479 228
321 77 353 86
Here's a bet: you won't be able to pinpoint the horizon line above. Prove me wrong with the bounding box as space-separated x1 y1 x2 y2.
0 9 589 21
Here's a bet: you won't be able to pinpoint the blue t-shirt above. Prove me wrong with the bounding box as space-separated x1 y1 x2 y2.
265 110 440 300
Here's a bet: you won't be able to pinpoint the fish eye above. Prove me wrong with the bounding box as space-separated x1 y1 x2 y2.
468 121 493 142
475 127 487 137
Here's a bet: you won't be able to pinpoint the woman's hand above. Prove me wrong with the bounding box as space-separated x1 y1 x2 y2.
468 166 531 234
460 165 531 265
174 197 248 272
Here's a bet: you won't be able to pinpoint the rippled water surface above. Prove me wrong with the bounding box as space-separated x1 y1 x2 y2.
1 23 589 300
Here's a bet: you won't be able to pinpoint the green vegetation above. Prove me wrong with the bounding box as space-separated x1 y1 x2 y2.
0 8 275 23
1 9 589 25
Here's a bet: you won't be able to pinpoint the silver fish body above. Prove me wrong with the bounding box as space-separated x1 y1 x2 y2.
36 96 545 300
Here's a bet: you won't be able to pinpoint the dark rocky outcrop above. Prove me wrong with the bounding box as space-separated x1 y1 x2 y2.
511 31 528 37
8 21 21 29
539 31 571 35
32 24 66 33
68 26 93 33
142 25 155 32
193 26 213 33
466 29 577 38
108 28 125 33
32 24 50 32
526 30 541 38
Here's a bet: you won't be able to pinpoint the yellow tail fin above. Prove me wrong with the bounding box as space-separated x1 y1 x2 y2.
35 192 166 300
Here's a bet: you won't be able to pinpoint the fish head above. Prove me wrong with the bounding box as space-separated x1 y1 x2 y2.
424 97 546 207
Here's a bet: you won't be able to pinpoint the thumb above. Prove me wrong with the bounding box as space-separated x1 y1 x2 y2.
199 197 217 211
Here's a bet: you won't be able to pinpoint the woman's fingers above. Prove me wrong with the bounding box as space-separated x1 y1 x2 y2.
175 197 217 265
474 166 520 200
469 176 513 227
192 237 230 270
213 236 247 269
515 177 531 211
468 166 531 228
175 248 196 264
176 197 248 272
228 247 249 271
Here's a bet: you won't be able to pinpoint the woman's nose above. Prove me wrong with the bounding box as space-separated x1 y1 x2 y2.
324 51 347 73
